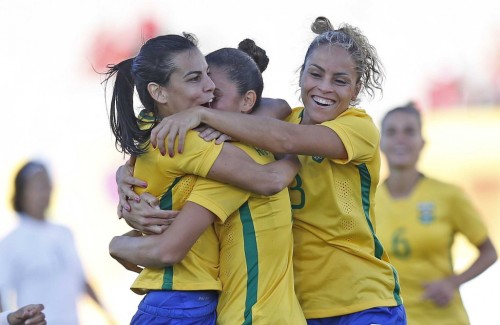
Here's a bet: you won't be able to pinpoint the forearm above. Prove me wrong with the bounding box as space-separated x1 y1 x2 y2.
207 144 299 196
201 109 296 154
245 155 299 195
111 202 215 268
452 238 497 287
109 234 177 268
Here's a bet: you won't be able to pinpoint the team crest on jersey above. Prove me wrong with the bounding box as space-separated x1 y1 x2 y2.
417 202 435 224
312 156 324 163
254 147 270 156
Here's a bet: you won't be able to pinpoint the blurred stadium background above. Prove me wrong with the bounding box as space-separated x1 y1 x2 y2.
1 0 499 323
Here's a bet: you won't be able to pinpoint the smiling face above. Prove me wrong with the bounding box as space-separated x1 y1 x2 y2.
299 45 360 125
381 110 425 170
160 49 215 116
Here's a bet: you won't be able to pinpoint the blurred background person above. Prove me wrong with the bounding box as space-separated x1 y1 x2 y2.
0 304 46 325
0 161 110 325
375 102 498 325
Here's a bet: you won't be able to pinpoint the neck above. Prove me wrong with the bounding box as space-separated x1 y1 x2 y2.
24 209 46 221
384 167 422 199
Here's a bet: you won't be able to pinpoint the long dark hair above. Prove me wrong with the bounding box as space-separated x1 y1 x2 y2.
205 39 268 108
102 33 199 156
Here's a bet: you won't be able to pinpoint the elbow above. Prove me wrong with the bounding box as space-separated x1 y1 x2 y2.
258 174 289 196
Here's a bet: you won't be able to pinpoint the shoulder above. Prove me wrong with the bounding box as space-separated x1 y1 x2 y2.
232 143 275 163
284 107 305 124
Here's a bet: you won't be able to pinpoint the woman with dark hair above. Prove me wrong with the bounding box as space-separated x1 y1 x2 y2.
0 161 104 324
120 17 407 324
104 34 304 324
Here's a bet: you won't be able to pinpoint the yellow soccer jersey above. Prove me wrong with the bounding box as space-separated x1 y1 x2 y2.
188 144 306 325
286 107 402 319
130 114 224 294
376 176 488 325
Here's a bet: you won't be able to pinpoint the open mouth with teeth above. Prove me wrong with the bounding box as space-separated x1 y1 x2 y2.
201 98 214 109
312 95 334 107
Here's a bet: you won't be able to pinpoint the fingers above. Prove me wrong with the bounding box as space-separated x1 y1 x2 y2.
176 123 192 154
167 126 178 157
198 127 220 140
141 224 170 235
215 134 232 144
140 192 159 208
154 121 170 156
25 312 47 325
19 304 45 325
194 125 209 133
117 204 124 219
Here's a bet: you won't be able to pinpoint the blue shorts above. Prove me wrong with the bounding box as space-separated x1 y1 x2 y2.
131 290 218 325
307 305 407 325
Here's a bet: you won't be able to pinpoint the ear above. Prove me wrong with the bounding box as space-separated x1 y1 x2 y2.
240 90 257 114
147 82 168 104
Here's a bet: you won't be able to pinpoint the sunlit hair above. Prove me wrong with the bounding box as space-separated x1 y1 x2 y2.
12 161 48 213
300 16 385 105
102 33 199 156
381 101 423 132
206 39 268 108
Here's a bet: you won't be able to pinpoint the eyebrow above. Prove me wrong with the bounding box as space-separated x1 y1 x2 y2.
183 71 202 78
309 64 350 76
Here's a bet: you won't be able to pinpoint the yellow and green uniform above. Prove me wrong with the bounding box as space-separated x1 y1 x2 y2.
188 144 306 325
130 112 224 294
376 176 488 325
286 107 402 319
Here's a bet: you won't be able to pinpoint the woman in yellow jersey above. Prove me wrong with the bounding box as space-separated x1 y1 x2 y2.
375 102 498 325
106 35 300 324
144 17 406 324
105 36 305 324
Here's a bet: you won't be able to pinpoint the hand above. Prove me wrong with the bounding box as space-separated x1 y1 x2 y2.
194 125 232 144
150 106 205 157
7 304 46 325
122 193 179 234
116 157 147 218
422 277 459 307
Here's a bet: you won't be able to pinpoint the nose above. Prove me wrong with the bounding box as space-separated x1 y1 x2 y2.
318 79 333 93
204 75 215 93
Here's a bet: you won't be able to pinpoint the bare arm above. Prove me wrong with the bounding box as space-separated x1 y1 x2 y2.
151 107 347 160
206 143 300 196
453 238 497 286
117 142 300 201
116 143 298 235
109 202 216 267
423 237 498 306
